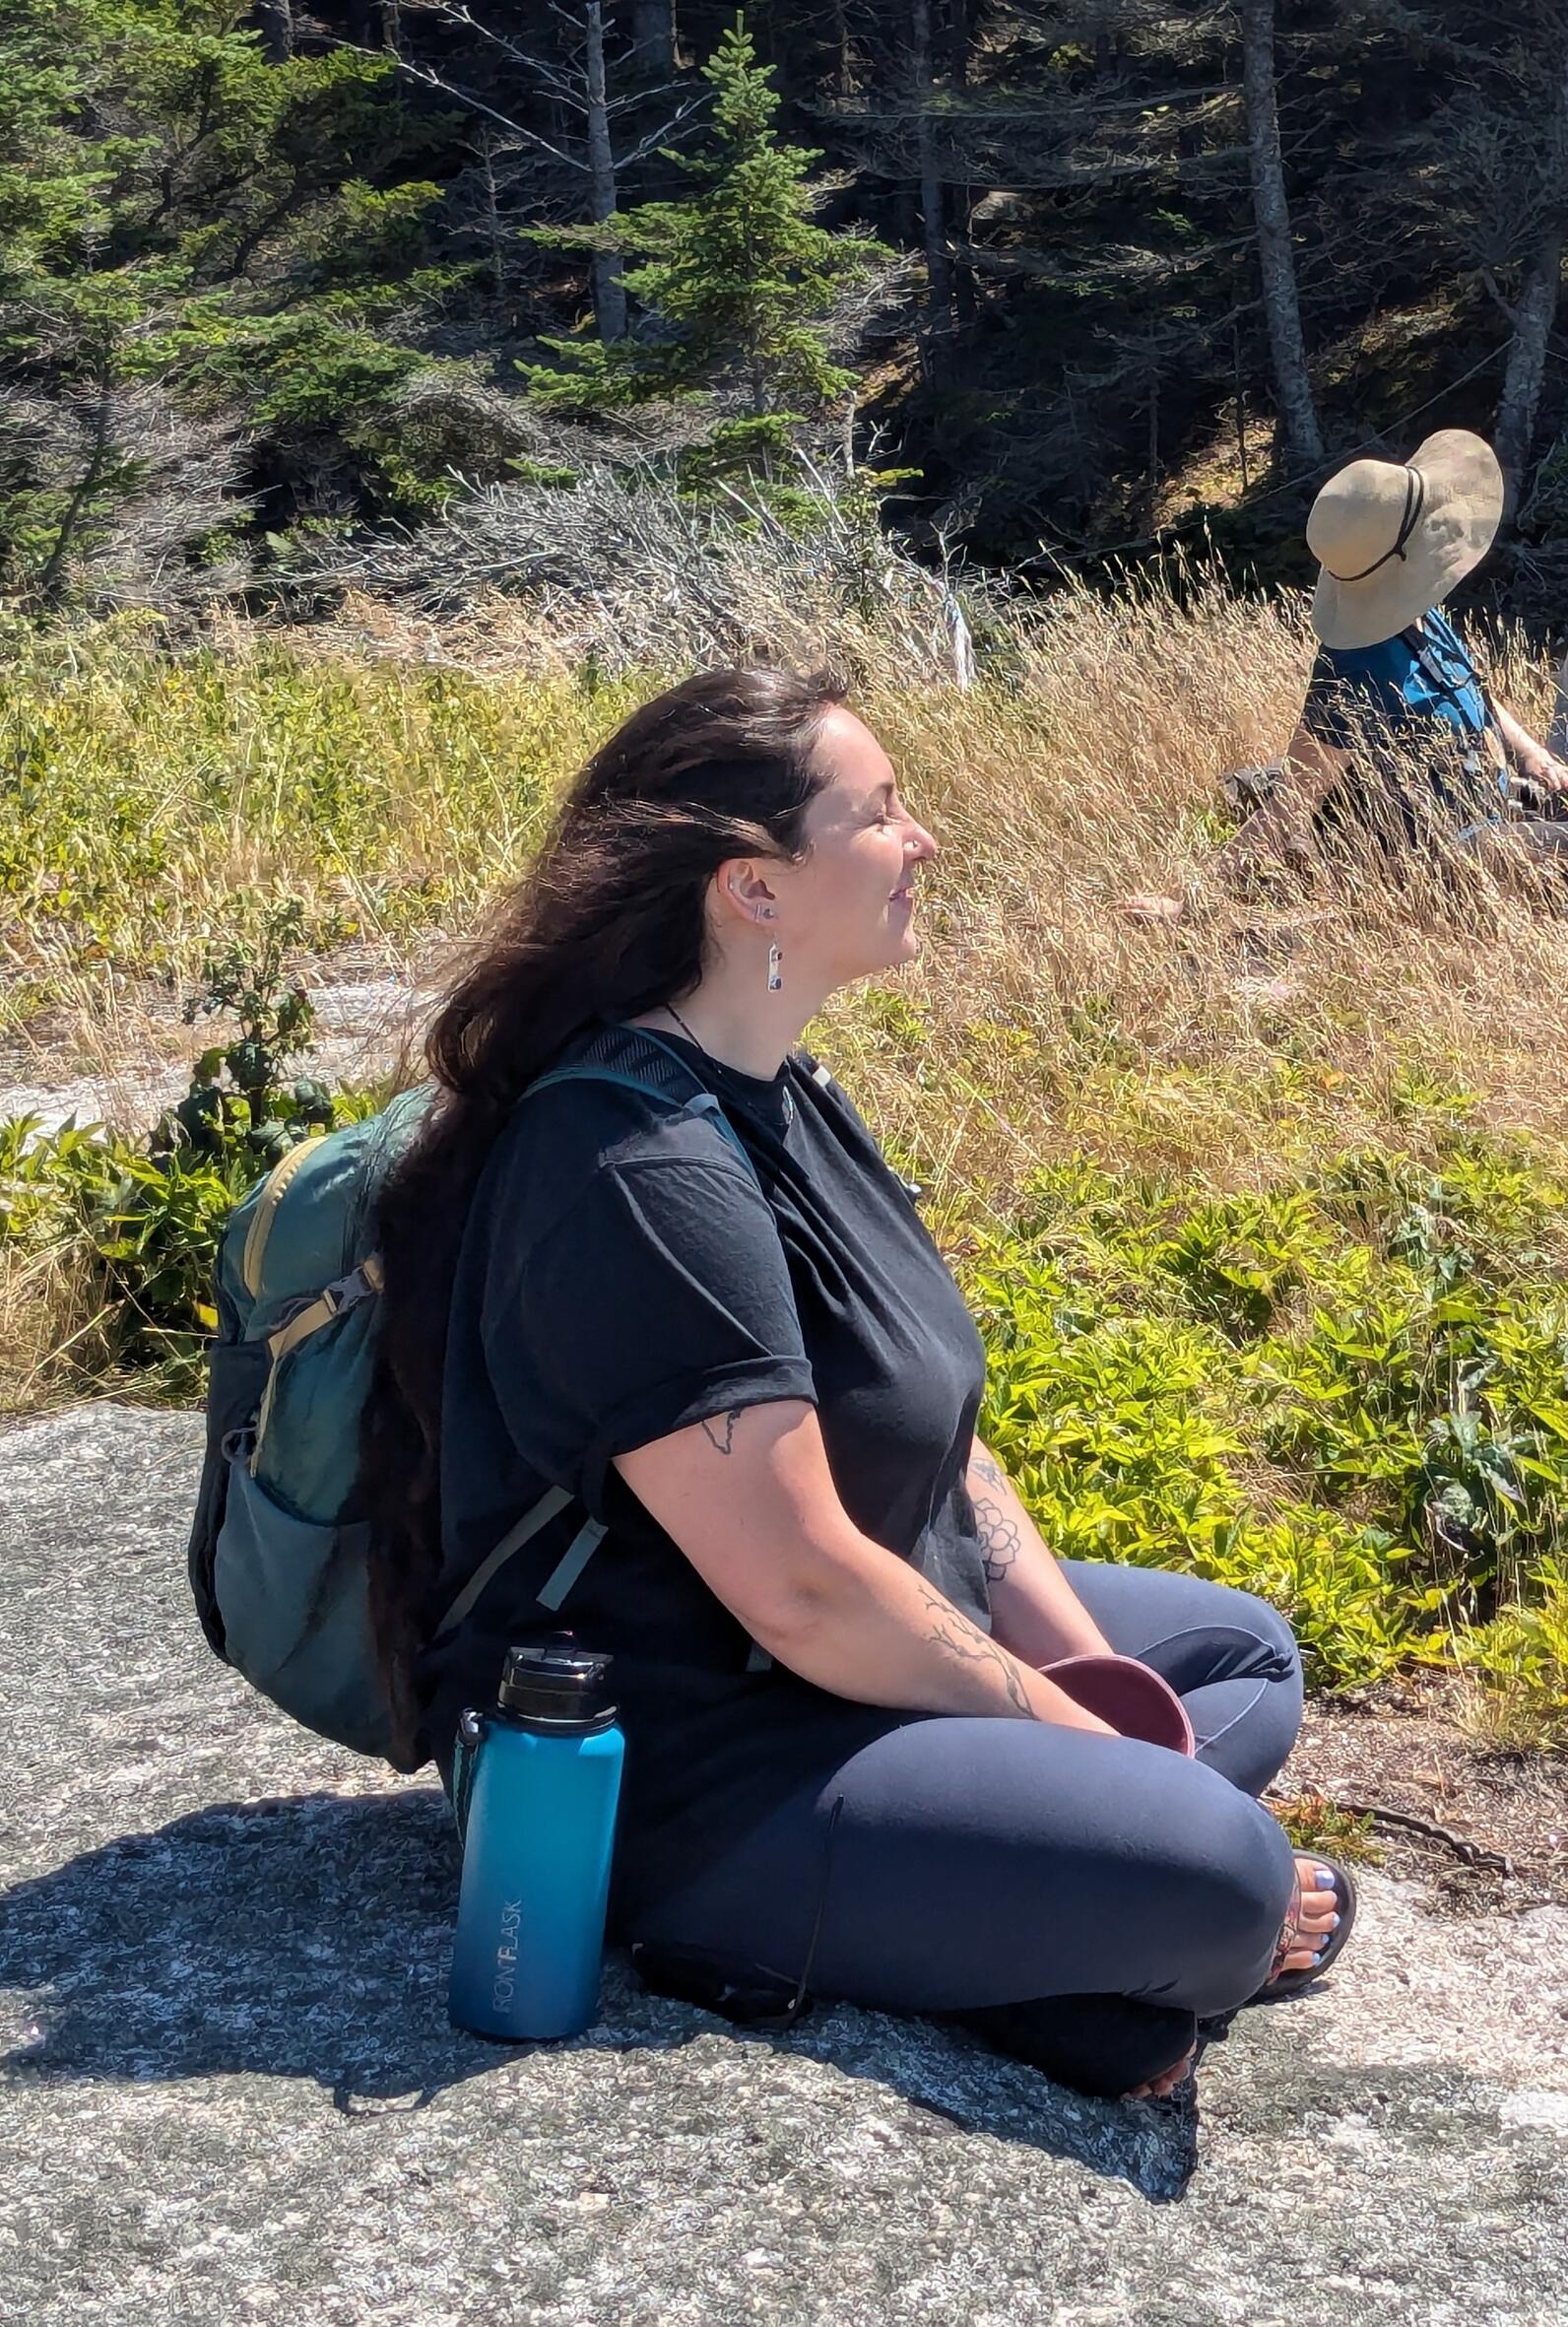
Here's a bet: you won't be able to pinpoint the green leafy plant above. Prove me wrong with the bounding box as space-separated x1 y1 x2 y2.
1 901 378 1396
1458 1557 1568 1749
961 1127 1568 1718
165 897 333 1169
1268 1789 1383 1864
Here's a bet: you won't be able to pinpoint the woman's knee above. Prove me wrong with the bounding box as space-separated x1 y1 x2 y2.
1152 1775 1297 2008
1225 1583 1303 1679
1063 1558 1303 1686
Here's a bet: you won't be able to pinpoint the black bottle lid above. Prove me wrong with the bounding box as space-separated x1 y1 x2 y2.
496 1642 618 1731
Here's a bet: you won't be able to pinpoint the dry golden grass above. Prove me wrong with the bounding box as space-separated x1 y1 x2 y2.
815 578 1568 1226
9 570 1568 1212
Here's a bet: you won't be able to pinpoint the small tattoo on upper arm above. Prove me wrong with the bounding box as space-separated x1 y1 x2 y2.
971 1452 1006 1490
700 1408 743 1455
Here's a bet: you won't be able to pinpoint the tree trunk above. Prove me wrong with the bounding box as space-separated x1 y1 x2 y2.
1146 367 1161 528
477 133 507 305
831 0 852 96
1493 33 1568 513
948 0 972 330
586 2 627 344
1494 231 1563 507
632 0 674 73
1239 0 1324 470
37 378 115 606
911 0 952 336
253 0 294 63
947 0 970 86
954 185 979 327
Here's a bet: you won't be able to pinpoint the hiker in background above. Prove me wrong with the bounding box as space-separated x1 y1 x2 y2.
360 664 1355 2108
1123 430 1568 924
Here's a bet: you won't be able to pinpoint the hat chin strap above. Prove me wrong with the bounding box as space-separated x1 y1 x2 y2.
1326 466 1427 584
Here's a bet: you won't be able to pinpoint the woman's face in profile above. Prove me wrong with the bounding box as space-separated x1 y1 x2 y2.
778 708 939 992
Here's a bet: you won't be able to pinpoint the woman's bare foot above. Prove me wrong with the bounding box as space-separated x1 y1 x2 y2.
1124 2043 1197 2101
1121 1857 1343 2100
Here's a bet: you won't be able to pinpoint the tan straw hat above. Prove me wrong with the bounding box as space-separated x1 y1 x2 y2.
1307 429 1504 650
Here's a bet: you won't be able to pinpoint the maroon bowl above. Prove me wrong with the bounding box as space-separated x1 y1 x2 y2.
1040 1653 1196 1756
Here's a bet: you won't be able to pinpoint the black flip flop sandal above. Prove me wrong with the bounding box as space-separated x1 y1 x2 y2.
1249 1853 1359 2005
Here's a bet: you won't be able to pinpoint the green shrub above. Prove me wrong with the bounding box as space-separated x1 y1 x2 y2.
968 1129 1568 1710
1461 1557 1568 1748
1 910 380 1397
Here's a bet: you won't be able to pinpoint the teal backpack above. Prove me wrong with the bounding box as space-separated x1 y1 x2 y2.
185 1024 756 1764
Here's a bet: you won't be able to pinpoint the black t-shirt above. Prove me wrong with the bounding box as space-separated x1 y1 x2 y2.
418 1025 990 1914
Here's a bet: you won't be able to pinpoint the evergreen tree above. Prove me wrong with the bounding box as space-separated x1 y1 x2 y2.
0 0 457 601
521 16 893 493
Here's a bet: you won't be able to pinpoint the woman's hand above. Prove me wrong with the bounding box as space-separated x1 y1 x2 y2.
1517 746 1568 796
1116 891 1188 927
1491 701 1568 795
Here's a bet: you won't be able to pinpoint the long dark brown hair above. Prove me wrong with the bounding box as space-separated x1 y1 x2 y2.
363 663 847 1758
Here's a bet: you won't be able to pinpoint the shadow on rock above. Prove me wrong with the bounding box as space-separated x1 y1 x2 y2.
2 1789 1195 2199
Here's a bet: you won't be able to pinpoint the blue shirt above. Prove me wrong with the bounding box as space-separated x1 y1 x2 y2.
1301 608 1502 826
1303 608 1491 750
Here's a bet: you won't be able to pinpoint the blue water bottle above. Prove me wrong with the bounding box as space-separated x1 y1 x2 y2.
448 1642 624 2041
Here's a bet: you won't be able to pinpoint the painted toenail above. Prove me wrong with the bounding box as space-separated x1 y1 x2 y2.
1327 1912 1340 1929
1316 1869 1336 1889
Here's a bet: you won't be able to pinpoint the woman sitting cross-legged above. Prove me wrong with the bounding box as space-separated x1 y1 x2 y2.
363 665 1354 2102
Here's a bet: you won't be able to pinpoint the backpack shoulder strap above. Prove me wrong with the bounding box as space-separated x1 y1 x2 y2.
1401 622 1497 728
426 1030 768 1647
239 1132 329 1300
523 1026 760 1185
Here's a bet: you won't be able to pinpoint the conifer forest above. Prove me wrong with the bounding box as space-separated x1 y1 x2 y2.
5 1 1568 618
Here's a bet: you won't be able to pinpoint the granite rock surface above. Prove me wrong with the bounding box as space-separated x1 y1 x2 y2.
2 1406 1565 2326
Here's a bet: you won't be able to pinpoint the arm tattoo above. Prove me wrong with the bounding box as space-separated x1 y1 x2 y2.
699 1408 744 1455
972 1495 1022 1586
918 1583 1035 1719
968 1451 1022 1584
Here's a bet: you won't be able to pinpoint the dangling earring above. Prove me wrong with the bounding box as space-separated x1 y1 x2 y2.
763 911 784 990
756 904 783 992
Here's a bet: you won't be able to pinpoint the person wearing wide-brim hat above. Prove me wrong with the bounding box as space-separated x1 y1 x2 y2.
1123 430 1568 923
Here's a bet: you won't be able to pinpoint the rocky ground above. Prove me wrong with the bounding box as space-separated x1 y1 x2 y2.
2 1404 1565 2327
1275 1674 1568 1913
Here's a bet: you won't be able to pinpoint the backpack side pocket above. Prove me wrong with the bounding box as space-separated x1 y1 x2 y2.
214 1442 388 1757
186 1336 273 1662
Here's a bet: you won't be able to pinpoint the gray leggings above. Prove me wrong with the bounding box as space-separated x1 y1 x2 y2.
631 1563 1303 2030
